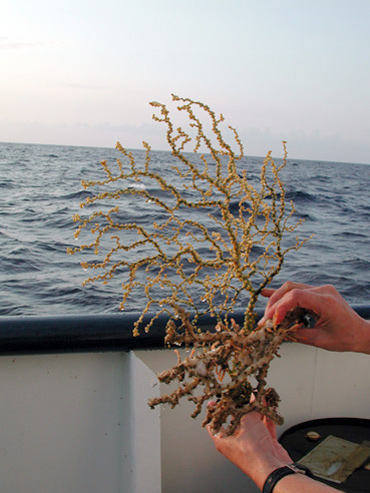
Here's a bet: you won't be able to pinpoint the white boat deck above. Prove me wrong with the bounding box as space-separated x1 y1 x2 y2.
0 342 369 492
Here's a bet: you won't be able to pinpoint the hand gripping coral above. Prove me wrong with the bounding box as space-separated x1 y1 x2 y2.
68 95 309 435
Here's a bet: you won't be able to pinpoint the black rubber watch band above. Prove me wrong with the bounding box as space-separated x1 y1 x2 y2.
262 463 314 493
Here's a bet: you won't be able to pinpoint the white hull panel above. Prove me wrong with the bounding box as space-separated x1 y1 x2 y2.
0 344 369 492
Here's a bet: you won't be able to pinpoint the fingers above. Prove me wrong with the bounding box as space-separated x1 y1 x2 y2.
259 282 316 326
207 423 227 440
274 290 321 326
261 288 275 298
265 282 314 309
293 327 321 346
206 409 263 440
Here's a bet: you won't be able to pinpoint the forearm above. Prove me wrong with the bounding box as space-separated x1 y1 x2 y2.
250 459 338 493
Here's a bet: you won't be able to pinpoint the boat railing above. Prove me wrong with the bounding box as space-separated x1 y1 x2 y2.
0 305 369 355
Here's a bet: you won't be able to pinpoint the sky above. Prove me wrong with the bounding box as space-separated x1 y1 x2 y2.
1 0 369 164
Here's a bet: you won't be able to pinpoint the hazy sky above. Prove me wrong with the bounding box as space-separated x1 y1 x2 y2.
1 0 369 163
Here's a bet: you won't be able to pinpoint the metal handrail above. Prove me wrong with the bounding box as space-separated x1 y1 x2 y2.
0 305 369 356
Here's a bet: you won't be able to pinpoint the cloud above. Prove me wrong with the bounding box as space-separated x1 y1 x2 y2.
0 36 47 50
238 126 370 165
0 119 166 150
0 118 369 165
60 83 105 91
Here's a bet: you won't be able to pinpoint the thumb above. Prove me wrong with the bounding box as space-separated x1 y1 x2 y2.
263 415 278 440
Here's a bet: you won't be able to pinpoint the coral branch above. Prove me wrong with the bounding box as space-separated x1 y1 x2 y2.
68 95 309 434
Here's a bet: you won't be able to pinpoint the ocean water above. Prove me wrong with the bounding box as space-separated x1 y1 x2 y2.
1 141 370 317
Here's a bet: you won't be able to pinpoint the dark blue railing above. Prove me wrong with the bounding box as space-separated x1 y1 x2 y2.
0 305 369 356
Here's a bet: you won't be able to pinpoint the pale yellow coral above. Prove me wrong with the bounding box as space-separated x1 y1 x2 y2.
68 95 309 434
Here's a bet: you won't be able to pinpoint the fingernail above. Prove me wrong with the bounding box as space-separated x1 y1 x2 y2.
273 311 284 327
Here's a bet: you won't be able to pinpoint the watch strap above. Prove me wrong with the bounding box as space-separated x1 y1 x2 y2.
262 463 314 493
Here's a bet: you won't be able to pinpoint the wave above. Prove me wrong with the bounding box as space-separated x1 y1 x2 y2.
343 257 370 270
1 143 370 315
0 255 42 273
59 190 95 200
0 180 15 189
285 190 318 204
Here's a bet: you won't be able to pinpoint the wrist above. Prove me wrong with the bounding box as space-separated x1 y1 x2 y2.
262 463 314 493
353 318 370 354
249 459 288 490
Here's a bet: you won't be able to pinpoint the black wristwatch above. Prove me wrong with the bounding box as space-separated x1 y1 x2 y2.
262 463 314 493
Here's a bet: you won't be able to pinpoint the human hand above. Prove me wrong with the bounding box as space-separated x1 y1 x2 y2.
258 282 370 353
207 409 291 490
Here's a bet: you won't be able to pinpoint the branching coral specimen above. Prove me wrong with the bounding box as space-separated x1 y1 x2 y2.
149 306 309 436
68 94 309 435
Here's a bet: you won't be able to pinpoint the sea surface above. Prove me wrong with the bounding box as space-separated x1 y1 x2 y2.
1 141 370 317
